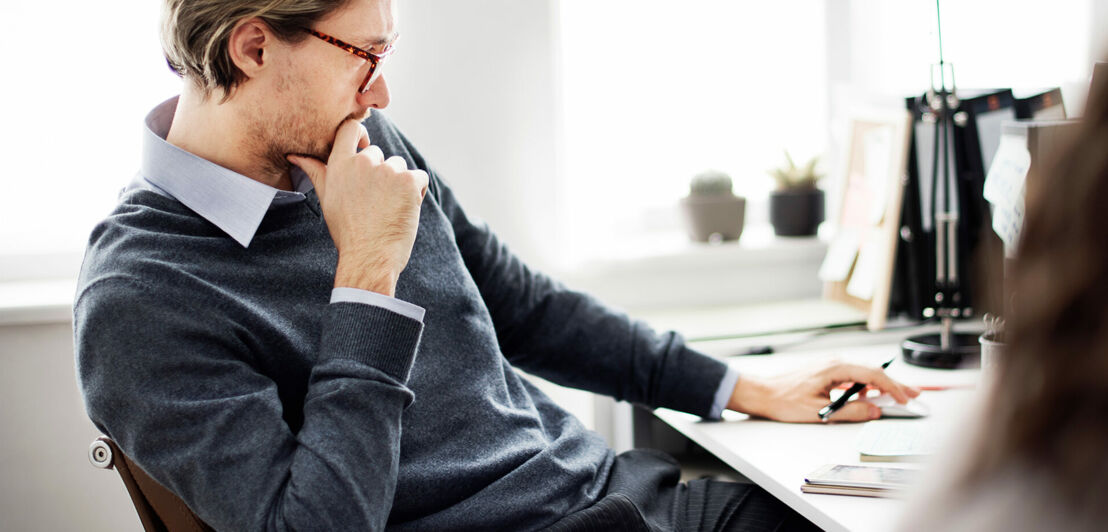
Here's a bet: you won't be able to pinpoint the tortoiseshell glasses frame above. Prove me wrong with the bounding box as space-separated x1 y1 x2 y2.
303 29 398 93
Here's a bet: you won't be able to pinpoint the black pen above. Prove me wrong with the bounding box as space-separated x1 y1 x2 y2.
733 345 773 356
818 358 894 423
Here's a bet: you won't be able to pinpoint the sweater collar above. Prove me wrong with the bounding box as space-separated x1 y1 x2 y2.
139 96 314 248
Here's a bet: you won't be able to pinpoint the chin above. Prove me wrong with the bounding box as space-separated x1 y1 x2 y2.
350 108 372 123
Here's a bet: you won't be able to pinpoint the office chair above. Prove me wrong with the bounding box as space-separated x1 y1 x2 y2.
89 436 214 532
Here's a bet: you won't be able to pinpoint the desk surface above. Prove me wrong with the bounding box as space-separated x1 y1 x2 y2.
654 326 984 532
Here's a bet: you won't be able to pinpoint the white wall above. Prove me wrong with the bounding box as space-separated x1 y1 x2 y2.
1095 0 1108 66
0 322 141 531
384 0 564 272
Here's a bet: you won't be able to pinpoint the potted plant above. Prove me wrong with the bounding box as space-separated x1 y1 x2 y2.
680 170 746 243
768 152 825 237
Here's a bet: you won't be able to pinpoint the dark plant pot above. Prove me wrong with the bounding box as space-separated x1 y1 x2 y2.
680 195 746 243
770 188 824 237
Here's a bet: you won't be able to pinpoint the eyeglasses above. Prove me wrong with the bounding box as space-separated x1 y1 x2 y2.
303 29 398 93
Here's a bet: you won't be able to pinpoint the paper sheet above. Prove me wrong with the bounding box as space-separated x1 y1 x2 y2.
863 126 893 225
818 229 861 282
846 231 882 301
984 133 1031 257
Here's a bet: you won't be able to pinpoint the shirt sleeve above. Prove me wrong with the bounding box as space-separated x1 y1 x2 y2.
331 287 426 322
707 367 741 420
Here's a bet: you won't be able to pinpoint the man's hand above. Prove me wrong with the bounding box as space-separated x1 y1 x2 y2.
726 361 921 423
288 120 429 297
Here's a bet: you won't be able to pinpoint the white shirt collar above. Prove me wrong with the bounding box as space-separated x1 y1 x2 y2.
137 96 313 248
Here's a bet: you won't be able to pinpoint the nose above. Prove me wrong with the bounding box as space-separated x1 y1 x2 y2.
357 75 390 109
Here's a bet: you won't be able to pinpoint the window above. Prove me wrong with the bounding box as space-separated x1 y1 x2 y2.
557 1 829 265
556 0 1096 267
0 2 179 269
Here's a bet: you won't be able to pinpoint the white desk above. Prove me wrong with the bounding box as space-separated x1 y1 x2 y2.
652 326 984 532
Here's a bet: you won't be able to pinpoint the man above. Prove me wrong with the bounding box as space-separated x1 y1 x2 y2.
75 0 919 530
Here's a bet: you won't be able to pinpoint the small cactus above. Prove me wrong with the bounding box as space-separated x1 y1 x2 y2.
769 151 822 190
689 170 734 196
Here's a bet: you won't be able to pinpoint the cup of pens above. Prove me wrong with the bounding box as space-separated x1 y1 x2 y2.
979 314 1006 369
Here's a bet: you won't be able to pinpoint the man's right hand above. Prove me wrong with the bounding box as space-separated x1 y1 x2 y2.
726 361 921 423
288 119 429 297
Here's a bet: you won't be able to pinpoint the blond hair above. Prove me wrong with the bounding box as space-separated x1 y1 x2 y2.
161 0 348 96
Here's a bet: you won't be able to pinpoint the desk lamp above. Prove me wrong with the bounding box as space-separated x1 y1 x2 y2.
901 0 981 368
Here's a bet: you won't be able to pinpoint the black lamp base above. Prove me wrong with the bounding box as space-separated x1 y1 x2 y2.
901 332 981 369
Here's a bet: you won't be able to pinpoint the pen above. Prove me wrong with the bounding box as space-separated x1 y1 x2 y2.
818 358 894 423
732 345 774 356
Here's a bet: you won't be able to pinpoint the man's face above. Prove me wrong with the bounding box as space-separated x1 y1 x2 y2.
249 0 397 170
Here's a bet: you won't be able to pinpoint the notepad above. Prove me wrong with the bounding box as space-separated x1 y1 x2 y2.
801 464 919 498
856 420 940 462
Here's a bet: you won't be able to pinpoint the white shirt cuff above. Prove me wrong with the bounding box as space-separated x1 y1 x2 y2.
330 287 426 323
708 367 741 420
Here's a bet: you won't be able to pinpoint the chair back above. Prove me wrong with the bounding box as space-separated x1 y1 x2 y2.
89 436 214 532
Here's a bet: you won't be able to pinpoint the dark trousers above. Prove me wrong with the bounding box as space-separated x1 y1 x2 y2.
545 449 821 532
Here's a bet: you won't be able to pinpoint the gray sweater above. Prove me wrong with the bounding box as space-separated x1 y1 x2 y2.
74 113 729 531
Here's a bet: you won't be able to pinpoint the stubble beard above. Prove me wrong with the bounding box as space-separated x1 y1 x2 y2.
254 103 372 184
252 96 331 181
245 69 340 184
245 67 374 186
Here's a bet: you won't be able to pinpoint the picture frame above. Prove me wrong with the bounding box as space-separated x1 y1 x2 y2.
819 110 913 330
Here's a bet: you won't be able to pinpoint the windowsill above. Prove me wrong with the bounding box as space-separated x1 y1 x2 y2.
0 225 831 327
591 224 826 264
558 224 830 313
0 278 76 326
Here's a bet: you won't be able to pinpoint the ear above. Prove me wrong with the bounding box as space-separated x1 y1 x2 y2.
227 17 271 81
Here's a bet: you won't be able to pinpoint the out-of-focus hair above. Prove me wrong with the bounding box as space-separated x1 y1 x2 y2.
161 0 348 97
960 67 1108 511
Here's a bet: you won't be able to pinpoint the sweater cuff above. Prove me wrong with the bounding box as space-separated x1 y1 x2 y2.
661 345 730 418
319 302 423 383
